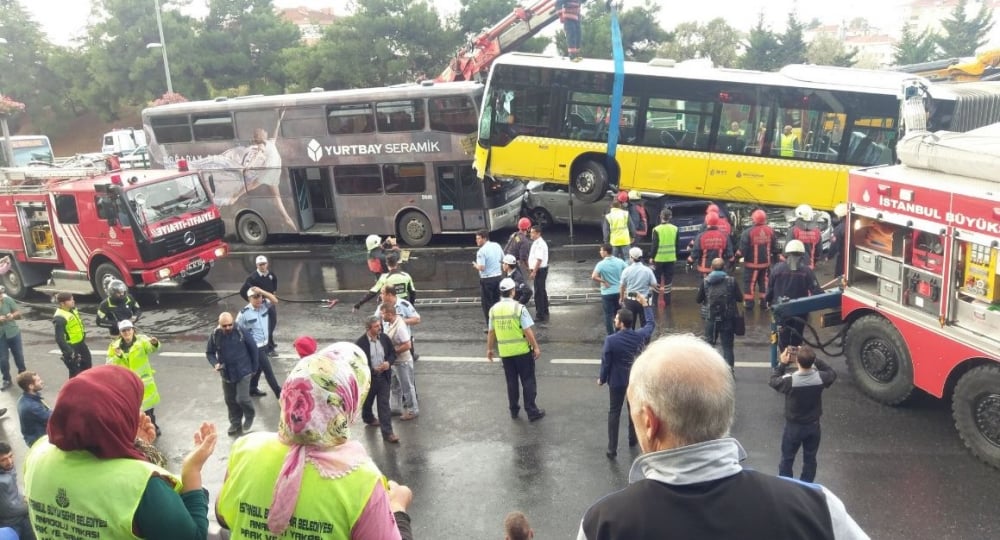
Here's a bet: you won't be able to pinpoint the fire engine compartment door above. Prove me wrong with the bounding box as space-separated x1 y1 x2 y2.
14 202 57 260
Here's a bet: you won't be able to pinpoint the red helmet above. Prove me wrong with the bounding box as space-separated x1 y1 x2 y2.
617 191 629 203
706 203 720 215
752 209 767 225
705 211 720 227
518 217 532 231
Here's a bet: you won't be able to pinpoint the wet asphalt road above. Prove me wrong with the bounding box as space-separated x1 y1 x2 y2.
1 226 998 539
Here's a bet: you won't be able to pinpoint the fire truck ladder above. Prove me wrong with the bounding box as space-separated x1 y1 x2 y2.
0 167 104 193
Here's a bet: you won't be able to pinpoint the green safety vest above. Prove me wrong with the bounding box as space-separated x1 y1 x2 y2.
653 223 678 263
106 335 161 411
370 270 415 299
25 439 180 540
217 432 380 538
779 134 797 157
490 299 531 357
607 208 630 247
54 307 85 344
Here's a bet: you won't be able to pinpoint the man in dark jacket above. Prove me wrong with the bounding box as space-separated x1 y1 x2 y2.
598 293 655 459
696 258 743 373
578 334 867 540
240 255 278 356
356 316 399 443
502 254 532 306
766 240 825 361
96 279 141 336
15 371 49 448
206 311 260 437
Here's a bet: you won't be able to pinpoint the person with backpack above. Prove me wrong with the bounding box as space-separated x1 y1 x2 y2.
696 258 743 373
206 311 260 437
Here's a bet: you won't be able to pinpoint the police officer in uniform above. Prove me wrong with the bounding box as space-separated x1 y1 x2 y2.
649 209 678 307
53 292 91 378
739 209 778 309
354 252 417 311
766 240 824 358
96 279 141 336
487 278 545 421
502 254 532 306
237 287 282 398
240 255 279 356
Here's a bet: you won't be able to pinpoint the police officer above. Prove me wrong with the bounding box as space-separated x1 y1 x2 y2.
791 204 823 269
502 254 532 306
354 252 417 311
689 213 733 276
236 286 282 398
648 209 678 307
96 279 141 336
766 240 824 358
240 255 279 356
53 292 92 378
107 320 161 435
603 197 633 260
740 209 778 309
487 278 545 422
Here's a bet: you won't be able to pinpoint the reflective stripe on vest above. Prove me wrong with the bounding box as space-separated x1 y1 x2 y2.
107 336 161 410
793 226 822 268
653 223 678 262
607 208 630 247
745 225 774 268
697 229 728 273
490 300 531 357
54 307 85 344
25 439 179 539
218 433 379 536
780 135 796 157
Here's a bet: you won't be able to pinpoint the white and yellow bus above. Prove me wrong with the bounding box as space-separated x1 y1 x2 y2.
474 53 1000 209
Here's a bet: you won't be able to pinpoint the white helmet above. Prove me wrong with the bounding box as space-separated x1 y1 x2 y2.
794 204 814 221
784 239 806 254
833 203 848 218
365 234 381 251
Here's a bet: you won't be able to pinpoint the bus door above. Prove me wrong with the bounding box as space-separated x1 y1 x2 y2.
436 164 486 231
289 167 335 230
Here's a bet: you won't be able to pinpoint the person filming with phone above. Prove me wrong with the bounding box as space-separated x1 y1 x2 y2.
769 344 837 483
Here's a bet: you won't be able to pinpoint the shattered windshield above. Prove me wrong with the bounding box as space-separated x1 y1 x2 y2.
126 174 211 224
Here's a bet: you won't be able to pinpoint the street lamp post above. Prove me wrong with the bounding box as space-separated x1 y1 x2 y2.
151 0 173 94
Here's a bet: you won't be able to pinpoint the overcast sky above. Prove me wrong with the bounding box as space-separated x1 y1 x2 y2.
25 0 909 46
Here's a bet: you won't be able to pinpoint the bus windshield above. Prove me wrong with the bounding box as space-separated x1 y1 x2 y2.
127 174 212 224
0 136 54 167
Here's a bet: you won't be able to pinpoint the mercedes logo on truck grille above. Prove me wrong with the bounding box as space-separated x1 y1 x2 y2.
183 231 196 246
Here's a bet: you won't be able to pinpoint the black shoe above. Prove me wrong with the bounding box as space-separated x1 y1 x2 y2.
0 380 10 391
250 389 267 397
243 416 254 431
267 349 279 358
606 450 617 459
510 410 520 419
528 409 546 422
227 425 241 436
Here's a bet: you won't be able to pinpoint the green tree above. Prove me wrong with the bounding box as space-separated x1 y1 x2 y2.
560 1 669 61
656 18 741 67
893 23 939 65
0 0 56 130
806 33 858 67
198 0 301 95
776 12 807 66
741 13 782 71
938 0 994 57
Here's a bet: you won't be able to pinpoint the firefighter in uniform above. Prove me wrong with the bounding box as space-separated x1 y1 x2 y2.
648 209 678 307
354 252 416 311
366 234 400 276
765 240 824 366
557 0 583 60
96 279 141 336
106 319 162 435
688 213 733 276
53 292 92 378
791 204 823 269
686 203 732 253
603 198 633 261
831 203 848 277
487 278 545 422
739 209 778 309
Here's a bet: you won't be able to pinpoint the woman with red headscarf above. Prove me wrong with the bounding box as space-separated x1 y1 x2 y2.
23 365 217 539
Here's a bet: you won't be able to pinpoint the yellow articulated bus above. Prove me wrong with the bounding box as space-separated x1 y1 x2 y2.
474 53 1000 210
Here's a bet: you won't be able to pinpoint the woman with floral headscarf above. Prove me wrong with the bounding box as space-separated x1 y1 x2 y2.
217 342 414 539
23 365 217 539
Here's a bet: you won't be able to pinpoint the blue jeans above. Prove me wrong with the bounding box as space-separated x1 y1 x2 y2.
564 19 581 51
779 421 822 483
601 294 620 335
395 360 418 415
0 333 25 382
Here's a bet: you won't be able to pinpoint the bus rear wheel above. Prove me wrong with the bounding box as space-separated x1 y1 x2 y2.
953 365 1000 469
845 314 914 405
238 213 268 246
571 160 608 204
397 211 432 247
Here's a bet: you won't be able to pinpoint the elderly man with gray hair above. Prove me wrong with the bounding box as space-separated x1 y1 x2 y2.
577 334 867 539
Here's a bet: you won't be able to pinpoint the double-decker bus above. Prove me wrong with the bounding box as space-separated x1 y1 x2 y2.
474 53 1000 212
141 81 524 246
0 135 54 167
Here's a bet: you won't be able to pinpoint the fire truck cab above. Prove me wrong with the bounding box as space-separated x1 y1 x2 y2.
840 125 1000 468
0 163 228 299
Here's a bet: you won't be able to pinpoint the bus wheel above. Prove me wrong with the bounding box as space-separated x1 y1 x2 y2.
238 213 268 246
92 262 124 299
954 365 1000 469
397 211 432 247
1 263 27 299
845 315 914 405
571 160 608 204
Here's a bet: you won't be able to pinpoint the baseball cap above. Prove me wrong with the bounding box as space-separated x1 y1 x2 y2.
255 255 268 265
499 278 516 292
293 335 318 358
629 247 643 260
118 320 134 331
502 254 517 265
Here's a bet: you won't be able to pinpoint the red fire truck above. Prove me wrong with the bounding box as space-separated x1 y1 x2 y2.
838 126 1000 468
0 161 228 299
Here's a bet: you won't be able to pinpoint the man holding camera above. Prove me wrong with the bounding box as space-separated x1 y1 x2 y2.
769 344 838 483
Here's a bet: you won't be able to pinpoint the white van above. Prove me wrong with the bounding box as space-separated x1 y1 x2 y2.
101 129 147 155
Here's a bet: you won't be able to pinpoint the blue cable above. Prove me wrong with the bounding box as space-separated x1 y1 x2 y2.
606 4 625 184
